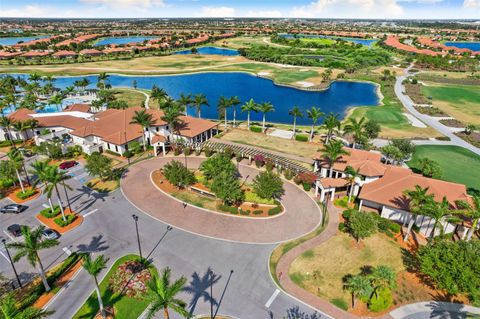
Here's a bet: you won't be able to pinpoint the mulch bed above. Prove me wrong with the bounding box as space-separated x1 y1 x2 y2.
439 119 465 128
7 186 41 204
456 131 480 148
36 208 83 234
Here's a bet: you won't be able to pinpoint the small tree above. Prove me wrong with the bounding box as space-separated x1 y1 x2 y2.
252 171 284 200
418 158 442 178
347 210 377 243
162 160 195 188
85 152 113 181
370 265 396 298
199 153 236 180
343 274 372 309
364 120 381 140
211 171 244 205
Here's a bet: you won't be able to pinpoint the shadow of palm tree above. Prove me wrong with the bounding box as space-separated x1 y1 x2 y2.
427 300 479 319
77 287 123 319
76 235 109 253
183 267 220 316
268 305 321 319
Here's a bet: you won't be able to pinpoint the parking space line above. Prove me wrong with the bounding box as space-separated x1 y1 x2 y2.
0 249 9 261
2 231 17 243
83 209 98 218
265 289 280 308
42 204 50 208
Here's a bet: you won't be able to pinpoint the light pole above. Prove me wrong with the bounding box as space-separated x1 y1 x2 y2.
209 269 214 319
2 239 22 288
132 214 142 259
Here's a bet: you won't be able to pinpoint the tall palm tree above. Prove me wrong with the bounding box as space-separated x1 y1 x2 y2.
7 225 59 292
178 93 192 115
217 96 231 130
151 85 168 109
345 165 361 203
31 161 65 221
82 254 109 319
48 93 64 112
241 98 258 130
403 185 434 241
161 104 184 141
130 109 155 151
0 293 51 319
62 85 75 96
343 117 366 149
28 72 42 83
289 106 303 137
44 165 70 222
322 112 341 144
456 195 480 241
343 274 372 309
257 102 275 133
193 94 208 119
306 106 324 142
12 121 28 142
424 197 456 238
97 72 110 90
0 117 16 145
7 149 26 193
143 267 189 319
229 96 241 127
321 140 350 178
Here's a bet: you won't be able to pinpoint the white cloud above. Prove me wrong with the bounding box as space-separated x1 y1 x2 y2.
200 6 236 17
463 0 480 7
245 10 283 18
80 0 166 8
291 0 404 18
1 4 49 17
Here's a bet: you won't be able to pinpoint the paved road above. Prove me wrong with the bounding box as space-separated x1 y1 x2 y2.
395 65 480 156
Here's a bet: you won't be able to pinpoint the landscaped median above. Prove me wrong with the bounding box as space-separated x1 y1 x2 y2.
36 205 83 233
7 186 41 203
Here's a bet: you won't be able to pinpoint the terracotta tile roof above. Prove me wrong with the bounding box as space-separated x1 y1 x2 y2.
79 49 103 55
35 115 91 130
151 134 166 144
7 109 35 121
319 178 349 188
53 50 77 57
0 51 23 58
358 166 471 210
63 104 91 113
21 51 51 58
103 47 131 54
385 36 443 56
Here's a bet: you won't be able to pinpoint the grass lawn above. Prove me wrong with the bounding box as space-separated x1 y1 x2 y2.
408 145 480 191
421 83 480 125
85 178 120 193
288 232 405 308
73 254 158 319
111 88 146 107
299 38 336 46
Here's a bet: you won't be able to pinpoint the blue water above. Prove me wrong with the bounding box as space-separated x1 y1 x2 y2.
94 36 157 46
6 73 379 125
2 97 86 116
279 34 378 47
0 35 50 46
444 42 480 51
175 46 239 56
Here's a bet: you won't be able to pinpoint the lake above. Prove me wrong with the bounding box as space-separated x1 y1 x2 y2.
0 35 50 46
279 34 378 47
94 36 158 46
175 46 239 56
444 42 480 52
7 73 379 125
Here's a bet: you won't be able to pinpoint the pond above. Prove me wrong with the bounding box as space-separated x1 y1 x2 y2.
444 41 480 52
94 36 158 46
279 34 378 47
0 35 50 46
175 46 239 56
7 73 379 125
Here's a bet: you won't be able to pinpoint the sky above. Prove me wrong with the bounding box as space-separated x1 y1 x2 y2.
1 0 479 20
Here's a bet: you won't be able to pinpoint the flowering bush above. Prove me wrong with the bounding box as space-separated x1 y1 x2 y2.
254 154 265 168
109 261 152 299
294 172 317 186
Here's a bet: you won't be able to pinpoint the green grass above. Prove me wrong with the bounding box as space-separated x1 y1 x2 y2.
273 70 319 83
299 38 336 45
422 84 480 106
408 145 480 191
73 255 158 319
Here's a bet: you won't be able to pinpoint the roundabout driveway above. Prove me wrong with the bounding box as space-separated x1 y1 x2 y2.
121 156 322 244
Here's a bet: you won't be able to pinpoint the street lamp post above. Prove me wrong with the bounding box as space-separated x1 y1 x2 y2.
209 269 214 319
2 239 22 288
132 214 142 259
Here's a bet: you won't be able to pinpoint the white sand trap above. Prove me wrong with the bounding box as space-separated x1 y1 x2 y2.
296 81 315 88
403 113 427 128
268 129 295 140
258 72 270 76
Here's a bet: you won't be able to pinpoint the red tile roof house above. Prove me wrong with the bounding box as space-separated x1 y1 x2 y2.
312 147 474 239
53 50 77 59
20 51 51 59
0 51 23 60
79 49 104 56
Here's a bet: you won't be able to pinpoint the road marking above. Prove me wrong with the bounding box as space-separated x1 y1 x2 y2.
62 246 73 256
265 289 280 308
3 231 17 243
42 204 50 208
83 209 98 218
0 249 9 261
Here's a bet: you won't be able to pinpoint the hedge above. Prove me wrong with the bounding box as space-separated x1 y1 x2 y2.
54 214 77 227
0 140 22 147
268 205 282 216
295 134 309 142
253 210 263 215
0 178 14 189
250 126 262 133
218 204 238 214
105 149 122 157
16 188 38 200
40 205 61 218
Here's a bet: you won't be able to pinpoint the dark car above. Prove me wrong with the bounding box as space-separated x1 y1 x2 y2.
42 228 60 240
59 160 78 170
1 204 27 214
7 224 23 237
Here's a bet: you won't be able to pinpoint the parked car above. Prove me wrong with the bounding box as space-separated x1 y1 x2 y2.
1 204 27 214
17 148 34 157
59 160 78 170
42 228 60 240
7 224 23 237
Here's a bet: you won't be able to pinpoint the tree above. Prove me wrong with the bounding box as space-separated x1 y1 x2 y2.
417 158 442 178
288 106 303 137
211 171 244 205
345 166 361 203
42 165 71 222
85 152 113 181
321 68 333 82
143 267 189 319
97 72 110 90
229 96 241 127
177 93 192 115
364 120 381 139
241 99 258 130
403 185 434 241
217 96 231 130
162 160 195 188
370 266 396 298
423 197 456 238
464 124 477 135
347 210 377 243
258 102 275 133
306 107 324 142
456 195 480 241
7 149 26 193
252 171 284 200
161 104 184 138
322 112 341 144
343 117 367 149
200 153 237 180
193 94 208 119
390 139 415 159
381 145 404 165
48 93 64 112
0 117 15 146
0 293 51 319
343 274 372 308
7 226 59 292
130 109 154 151
151 85 168 109
82 254 109 319
321 140 350 177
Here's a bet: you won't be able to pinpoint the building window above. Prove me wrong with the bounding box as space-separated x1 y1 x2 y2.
156 127 159 132
115 145 118 152
107 143 111 149
166 125 169 131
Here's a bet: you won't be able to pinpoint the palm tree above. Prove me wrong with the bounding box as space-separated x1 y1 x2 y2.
28 72 42 83
0 293 51 319
456 195 480 241
0 117 16 145
229 96 241 127
370 265 396 298
143 267 189 319
343 117 366 149
306 106 324 142
321 140 350 178
178 93 192 115
345 166 361 203
48 93 64 112
193 94 208 119
241 99 258 130
97 72 110 90
322 112 341 144
151 85 168 109
161 104 184 141
217 96 231 130
44 165 71 222
403 185 434 241
7 149 26 193
257 102 275 133
62 85 75 96
82 254 109 319
343 274 372 309
12 121 29 142
130 109 155 151
424 197 457 238
7 225 59 292
289 106 303 137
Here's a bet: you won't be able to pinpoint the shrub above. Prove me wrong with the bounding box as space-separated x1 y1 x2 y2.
16 188 38 200
105 149 121 157
200 153 237 180
235 153 243 163
204 146 214 157
223 147 234 158
268 205 282 216
252 210 263 215
123 150 134 159
284 169 295 180
265 159 274 172
252 170 284 200
163 160 196 188
334 196 349 208
295 172 316 188
0 178 14 189
342 209 353 220
239 209 250 216
435 136 451 141
109 260 152 298
184 146 192 156
254 154 265 167
194 149 201 156
331 298 349 311
302 182 312 191
54 214 77 227
0 140 22 147
338 222 347 232
368 287 393 312
40 205 61 218
295 134 309 142
219 204 239 214
250 126 262 133
173 147 181 156
245 190 276 205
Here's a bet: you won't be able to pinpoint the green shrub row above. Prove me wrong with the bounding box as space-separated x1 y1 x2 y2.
105 149 122 157
250 126 262 133
0 178 14 189
54 214 77 227
253 210 263 215
295 134 309 142
218 204 238 214
268 205 282 216
40 205 61 218
0 140 22 147
16 188 38 200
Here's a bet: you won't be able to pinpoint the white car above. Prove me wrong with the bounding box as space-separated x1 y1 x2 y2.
42 228 60 240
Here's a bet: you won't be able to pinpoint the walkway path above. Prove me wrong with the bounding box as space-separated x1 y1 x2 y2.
395 65 480 156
